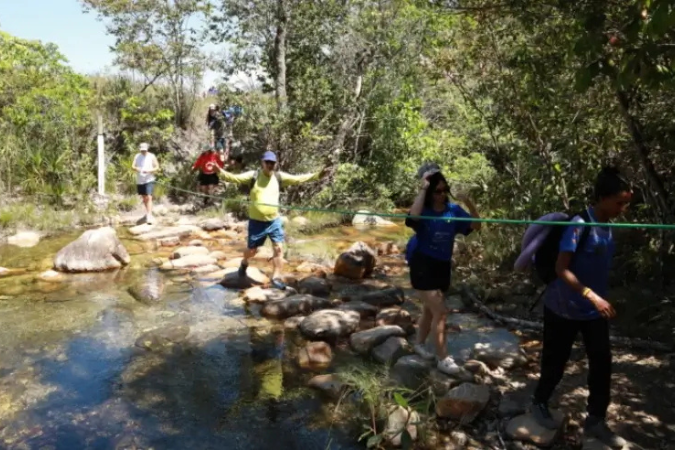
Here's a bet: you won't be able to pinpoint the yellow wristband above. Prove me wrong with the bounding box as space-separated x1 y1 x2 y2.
582 287 591 298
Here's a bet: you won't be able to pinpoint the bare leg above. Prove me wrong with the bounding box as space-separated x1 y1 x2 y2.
424 290 448 359
415 303 433 346
271 242 284 280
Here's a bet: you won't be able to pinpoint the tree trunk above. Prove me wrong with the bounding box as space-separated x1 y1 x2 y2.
615 89 674 222
274 0 289 159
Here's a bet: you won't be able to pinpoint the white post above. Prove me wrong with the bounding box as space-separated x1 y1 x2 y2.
97 114 105 196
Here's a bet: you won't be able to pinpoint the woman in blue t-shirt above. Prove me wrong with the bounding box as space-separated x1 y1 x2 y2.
531 167 632 449
405 165 481 375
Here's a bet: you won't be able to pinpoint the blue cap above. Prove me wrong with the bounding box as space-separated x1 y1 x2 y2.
262 151 277 162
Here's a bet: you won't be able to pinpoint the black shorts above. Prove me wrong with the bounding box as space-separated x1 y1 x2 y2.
409 250 452 292
198 173 219 186
137 182 154 196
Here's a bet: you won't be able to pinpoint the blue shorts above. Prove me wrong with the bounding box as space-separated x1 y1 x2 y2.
248 218 284 249
137 182 154 196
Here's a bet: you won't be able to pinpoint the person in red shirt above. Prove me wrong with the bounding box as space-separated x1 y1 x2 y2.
192 145 225 204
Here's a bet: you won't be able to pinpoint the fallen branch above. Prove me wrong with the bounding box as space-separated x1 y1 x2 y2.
459 285 674 353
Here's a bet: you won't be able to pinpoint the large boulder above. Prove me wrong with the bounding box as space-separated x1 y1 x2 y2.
334 241 377 279
54 227 130 272
352 211 397 227
299 309 361 341
219 267 270 289
349 325 406 355
435 383 490 424
297 341 333 370
261 294 332 320
7 231 41 248
297 276 332 297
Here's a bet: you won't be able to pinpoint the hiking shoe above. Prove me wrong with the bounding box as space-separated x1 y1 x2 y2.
271 278 287 290
146 214 154 224
413 343 435 361
437 356 460 375
584 417 627 449
530 401 559 430
238 261 248 277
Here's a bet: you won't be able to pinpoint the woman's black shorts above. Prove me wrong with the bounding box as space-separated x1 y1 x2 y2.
198 172 219 186
408 250 452 292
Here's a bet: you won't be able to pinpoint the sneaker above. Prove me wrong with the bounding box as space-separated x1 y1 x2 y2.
238 261 248 277
584 417 627 449
437 356 460 375
271 278 287 290
530 401 559 430
413 343 435 361
146 214 154 224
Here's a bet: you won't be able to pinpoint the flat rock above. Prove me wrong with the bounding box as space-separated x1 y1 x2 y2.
170 246 210 260
506 410 565 447
307 374 344 399
128 223 156 236
372 336 410 364
37 269 65 282
219 267 270 289
297 276 332 297
472 340 527 369
134 325 190 352
297 341 333 370
445 313 522 364
221 257 244 268
158 236 180 247
435 383 490 424
7 230 41 248
337 301 379 318
261 294 332 320
136 226 197 241
190 264 222 275
352 211 397 227
161 254 217 270
350 325 406 355
208 250 228 260
428 369 474 397
384 405 419 447
241 286 292 303
376 307 413 329
296 261 332 275
299 309 361 341
200 218 227 231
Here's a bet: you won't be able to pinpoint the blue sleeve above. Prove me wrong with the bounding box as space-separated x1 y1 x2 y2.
559 217 584 253
405 210 422 232
450 204 473 236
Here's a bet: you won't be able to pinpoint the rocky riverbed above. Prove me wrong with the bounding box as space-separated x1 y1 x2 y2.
0 205 673 450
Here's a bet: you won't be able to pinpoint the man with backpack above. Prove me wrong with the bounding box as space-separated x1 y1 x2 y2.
218 150 329 290
519 167 632 449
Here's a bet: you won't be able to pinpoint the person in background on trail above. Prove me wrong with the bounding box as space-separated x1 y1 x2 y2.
405 163 481 375
192 144 225 205
132 142 160 224
530 167 631 449
206 104 225 150
218 150 329 290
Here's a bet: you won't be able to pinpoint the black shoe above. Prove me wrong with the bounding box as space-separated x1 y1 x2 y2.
238 262 248 277
530 401 559 429
584 416 627 449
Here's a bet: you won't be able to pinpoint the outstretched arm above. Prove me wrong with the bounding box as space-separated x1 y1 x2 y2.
278 171 321 187
218 169 255 185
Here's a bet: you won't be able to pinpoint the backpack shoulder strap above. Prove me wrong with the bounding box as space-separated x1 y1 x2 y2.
574 209 592 254
275 171 283 187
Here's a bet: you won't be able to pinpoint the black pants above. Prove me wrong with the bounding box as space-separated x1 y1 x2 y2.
533 307 612 419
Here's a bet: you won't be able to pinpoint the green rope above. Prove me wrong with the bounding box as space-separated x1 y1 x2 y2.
156 180 675 230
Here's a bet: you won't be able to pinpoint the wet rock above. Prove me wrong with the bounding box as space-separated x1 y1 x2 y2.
7 230 41 248
299 309 361 340
372 336 411 364
161 254 217 269
261 294 332 320
170 246 210 260
284 315 306 330
384 405 419 447
297 276 332 297
241 286 293 303
128 223 155 236
390 355 433 389
158 236 180 247
352 211 397 227
334 241 377 279
54 227 130 272
127 272 165 305
208 250 228 260
350 325 406 355
297 341 333 370
200 218 227 231
37 269 65 282
377 241 401 256
135 325 190 351
308 374 345 399
505 410 565 447
435 383 490 424
344 287 405 308
376 307 413 329
214 266 268 289
471 341 527 369
337 301 379 318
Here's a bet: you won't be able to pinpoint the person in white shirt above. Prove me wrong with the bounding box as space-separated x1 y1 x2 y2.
132 143 160 223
